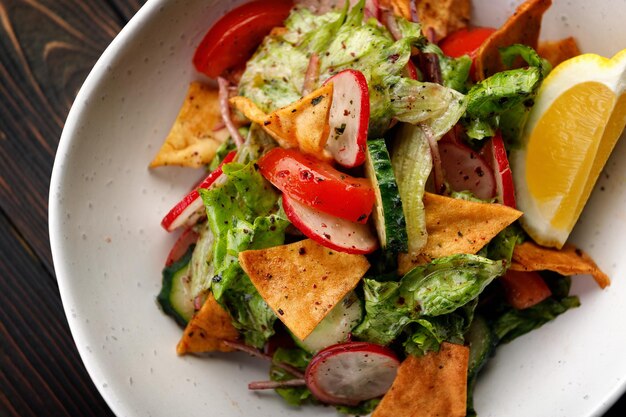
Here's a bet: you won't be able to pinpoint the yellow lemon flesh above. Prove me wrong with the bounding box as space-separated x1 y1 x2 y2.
511 50 626 248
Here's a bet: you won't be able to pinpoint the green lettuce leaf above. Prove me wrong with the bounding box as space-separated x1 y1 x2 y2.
353 254 505 345
391 124 432 253
463 45 548 141
199 161 289 347
241 0 468 138
486 223 525 265
422 43 472 93
270 348 313 406
336 399 381 415
492 274 580 344
389 77 467 137
403 299 477 356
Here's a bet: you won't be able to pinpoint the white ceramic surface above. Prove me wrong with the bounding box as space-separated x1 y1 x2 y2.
49 0 626 416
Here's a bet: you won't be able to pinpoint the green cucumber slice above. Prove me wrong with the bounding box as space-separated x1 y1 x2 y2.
365 139 408 253
295 292 363 354
157 246 195 327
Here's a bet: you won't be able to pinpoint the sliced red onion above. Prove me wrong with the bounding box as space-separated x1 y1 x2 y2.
302 53 320 96
424 126 445 194
217 76 244 148
222 341 305 379
248 379 307 390
382 10 402 41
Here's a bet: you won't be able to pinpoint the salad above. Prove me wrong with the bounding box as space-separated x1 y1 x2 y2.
150 0 618 415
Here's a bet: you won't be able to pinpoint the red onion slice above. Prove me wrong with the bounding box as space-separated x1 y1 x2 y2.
217 76 244 148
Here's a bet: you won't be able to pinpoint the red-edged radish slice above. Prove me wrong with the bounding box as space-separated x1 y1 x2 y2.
439 138 496 200
165 228 199 266
484 132 516 208
324 70 370 168
161 151 236 231
305 342 399 406
282 195 378 255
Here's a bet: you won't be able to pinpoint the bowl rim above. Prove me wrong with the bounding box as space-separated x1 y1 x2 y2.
48 0 169 416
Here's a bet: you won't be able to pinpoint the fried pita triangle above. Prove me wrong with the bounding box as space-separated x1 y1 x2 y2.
176 293 239 355
239 239 369 340
150 82 228 168
230 83 333 158
510 241 610 288
398 193 522 274
474 0 552 80
372 342 469 417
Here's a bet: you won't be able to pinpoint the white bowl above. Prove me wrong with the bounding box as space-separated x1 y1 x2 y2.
49 0 626 416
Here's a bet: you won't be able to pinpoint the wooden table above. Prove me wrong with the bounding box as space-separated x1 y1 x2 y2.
0 0 624 416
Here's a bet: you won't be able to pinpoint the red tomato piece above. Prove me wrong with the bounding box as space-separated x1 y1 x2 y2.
440 27 496 80
258 148 375 223
439 27 496 58
500 270 552 310
193 0 293 78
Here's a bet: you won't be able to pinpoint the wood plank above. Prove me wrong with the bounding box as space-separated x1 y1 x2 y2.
0 210 113 416
0 0 140 275
108 0 143 22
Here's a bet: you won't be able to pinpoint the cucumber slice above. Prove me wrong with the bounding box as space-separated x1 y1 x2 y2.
295 292 363 354
157 246 195 327
365 139 408 253
466 314 496 379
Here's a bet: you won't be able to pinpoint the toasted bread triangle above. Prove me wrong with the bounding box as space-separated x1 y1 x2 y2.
398 193 522 274
239 239 369 340
176 293 239 355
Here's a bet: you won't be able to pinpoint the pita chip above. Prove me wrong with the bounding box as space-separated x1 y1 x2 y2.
176 293 239 355
150 82 228 168
538 37 581 67
511 241 610 288
474 0 552 80
239 239 370 340
372 342 469 417
381 0 470 42
230 83 333 157
398 193 522 274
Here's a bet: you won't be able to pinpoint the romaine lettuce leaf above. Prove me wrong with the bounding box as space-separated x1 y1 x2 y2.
199 161 289 347
463 45 548 141
241 0 464 138
491 274 580 344
270 347 313 406
422 43 472 93
391 123 432 253
353 254 505 345
403 299 477 356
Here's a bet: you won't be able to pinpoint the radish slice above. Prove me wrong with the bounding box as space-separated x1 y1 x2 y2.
282 195 378 255
165 228 199 266
323 69 370 168
305 342 399 406
439 138 496 200
161 151 236 231
484 132 517 208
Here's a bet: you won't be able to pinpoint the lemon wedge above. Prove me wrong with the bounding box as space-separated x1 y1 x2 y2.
511 49 626 248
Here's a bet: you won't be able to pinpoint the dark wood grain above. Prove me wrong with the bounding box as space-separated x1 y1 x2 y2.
0 0 128 274
0 0 624 416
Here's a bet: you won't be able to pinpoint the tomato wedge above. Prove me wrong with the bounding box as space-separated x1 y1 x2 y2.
439 27 495 79
500 270 552 310
193 0 293 78
258 148 375 223
439 27 496 58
